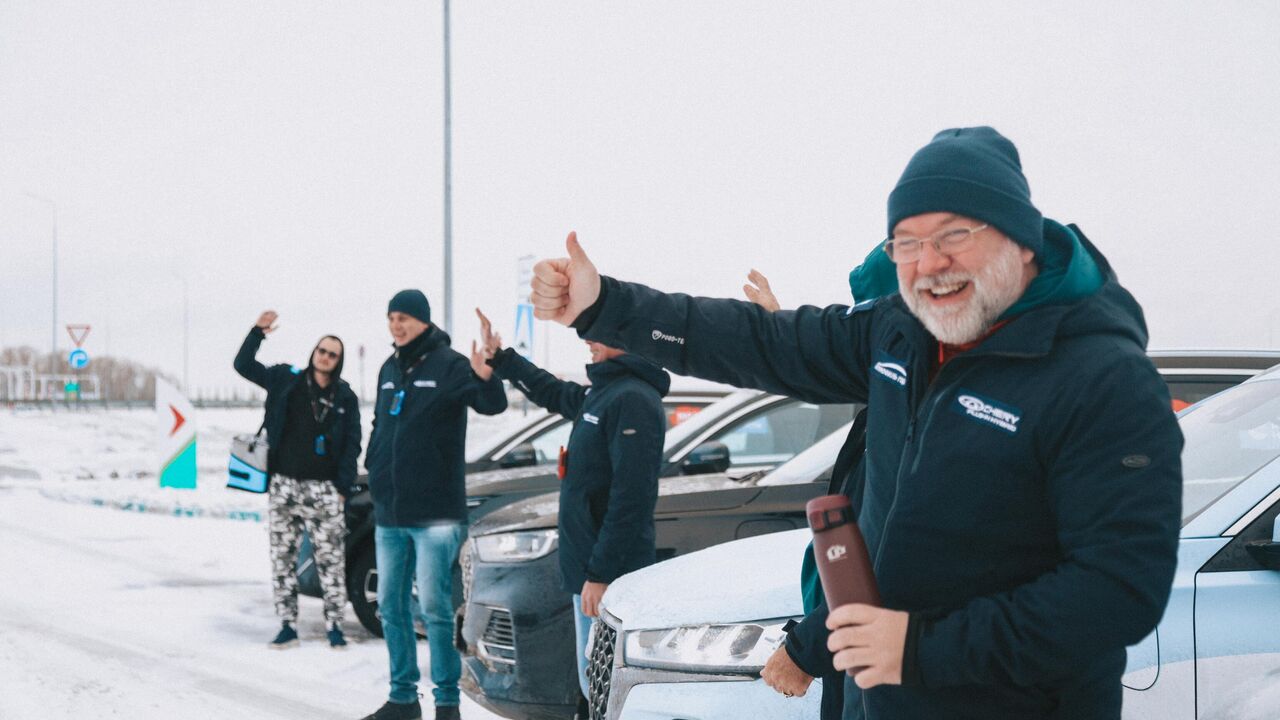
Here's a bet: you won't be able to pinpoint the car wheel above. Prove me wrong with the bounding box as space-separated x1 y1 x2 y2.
347 543 431 640
348 543 383 637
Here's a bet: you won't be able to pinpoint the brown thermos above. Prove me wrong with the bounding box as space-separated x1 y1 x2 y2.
807 494 880 610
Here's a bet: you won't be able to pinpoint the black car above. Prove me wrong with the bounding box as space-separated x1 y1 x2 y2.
295 388 818 635
456 408 858 720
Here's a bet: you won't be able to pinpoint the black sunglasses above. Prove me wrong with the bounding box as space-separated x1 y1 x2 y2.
315 347 341 359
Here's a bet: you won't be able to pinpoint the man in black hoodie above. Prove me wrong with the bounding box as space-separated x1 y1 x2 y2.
233 310 362 650
475 307 669 703
361 290 507 720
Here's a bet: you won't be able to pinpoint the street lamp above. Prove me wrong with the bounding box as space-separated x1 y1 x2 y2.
22 191 57 359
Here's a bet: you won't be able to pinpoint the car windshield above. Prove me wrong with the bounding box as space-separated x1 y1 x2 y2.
756 421 854 487
661 389 761 453
1181 378 1280 524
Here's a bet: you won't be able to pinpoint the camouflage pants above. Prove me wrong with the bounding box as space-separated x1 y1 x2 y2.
268 474 346 627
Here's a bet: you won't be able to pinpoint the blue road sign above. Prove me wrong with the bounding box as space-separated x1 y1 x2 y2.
68 348 90 369
514 303 535 360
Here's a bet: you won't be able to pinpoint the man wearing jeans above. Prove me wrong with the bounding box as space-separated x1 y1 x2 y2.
360 290 508 720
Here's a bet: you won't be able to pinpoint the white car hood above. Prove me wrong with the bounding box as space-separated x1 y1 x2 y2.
603 528 811 630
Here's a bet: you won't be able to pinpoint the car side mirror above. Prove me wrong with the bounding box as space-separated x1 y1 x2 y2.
681 441 731 475
1245 515 1280 571
499 442 539 469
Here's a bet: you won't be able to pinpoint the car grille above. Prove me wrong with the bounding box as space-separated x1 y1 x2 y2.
478 608 516 664
585 619 617 720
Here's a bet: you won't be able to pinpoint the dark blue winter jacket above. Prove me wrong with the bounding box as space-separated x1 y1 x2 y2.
488 348 670 593
365 327 508 526
233 327 362 497
572 227 1183 720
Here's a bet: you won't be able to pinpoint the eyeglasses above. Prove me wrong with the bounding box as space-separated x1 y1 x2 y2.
316 347 341 359
882 223 988 265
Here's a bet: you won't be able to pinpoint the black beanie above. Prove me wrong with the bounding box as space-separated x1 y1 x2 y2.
388 289 432 324
887 127 1043 255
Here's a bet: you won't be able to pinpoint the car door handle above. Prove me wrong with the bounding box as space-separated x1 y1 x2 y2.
1245 540 1280 570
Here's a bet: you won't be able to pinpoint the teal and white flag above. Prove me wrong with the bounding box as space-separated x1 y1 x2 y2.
156 378 197 489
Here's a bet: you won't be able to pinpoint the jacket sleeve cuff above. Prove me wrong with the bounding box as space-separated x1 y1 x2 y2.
783 635 819 678
900 611 928 687
486 347 519 375
571 276 612 334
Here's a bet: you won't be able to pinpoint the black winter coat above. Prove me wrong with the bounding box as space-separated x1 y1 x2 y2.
489 348 670 593
233 327 362 497
572 229 1183 720
365 327 507 526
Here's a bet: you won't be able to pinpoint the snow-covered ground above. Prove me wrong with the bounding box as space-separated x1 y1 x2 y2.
0 407 520 720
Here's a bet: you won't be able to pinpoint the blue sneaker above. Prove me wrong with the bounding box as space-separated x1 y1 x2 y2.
269 622 299 649
328 624 347 650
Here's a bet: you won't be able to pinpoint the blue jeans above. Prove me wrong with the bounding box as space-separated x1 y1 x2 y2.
376 523 466 706
572 594 593 698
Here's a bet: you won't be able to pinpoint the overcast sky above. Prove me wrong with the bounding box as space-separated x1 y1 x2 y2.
2 1 1279 397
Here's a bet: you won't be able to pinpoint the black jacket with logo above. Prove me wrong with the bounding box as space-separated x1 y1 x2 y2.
365 327 508 526
488 348 670 593
572 230 1182 720
232 327 362 497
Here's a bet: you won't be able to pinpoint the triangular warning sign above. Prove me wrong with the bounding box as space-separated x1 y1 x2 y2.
66 324 91 348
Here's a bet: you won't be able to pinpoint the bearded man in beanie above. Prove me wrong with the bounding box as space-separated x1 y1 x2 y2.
233 311 361 650
360 289 507 720
526 127 1183 720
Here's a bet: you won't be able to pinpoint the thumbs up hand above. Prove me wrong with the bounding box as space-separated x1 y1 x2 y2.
530 231 601 326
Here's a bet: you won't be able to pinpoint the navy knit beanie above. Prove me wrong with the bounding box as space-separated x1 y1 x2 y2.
387 289 432 324
887 127 1043 255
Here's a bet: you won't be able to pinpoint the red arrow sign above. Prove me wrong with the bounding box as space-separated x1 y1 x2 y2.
169 405 186 437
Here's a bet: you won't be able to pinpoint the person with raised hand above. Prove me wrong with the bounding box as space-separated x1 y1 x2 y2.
476 306 669 702
233 310 361 651
527 127 1183 720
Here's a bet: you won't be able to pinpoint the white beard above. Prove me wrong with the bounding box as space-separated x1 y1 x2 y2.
901 240 1027 345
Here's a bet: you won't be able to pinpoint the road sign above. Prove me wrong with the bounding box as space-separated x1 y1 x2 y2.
68 348 89 369
517 255 535 304
514 303 535 360
64 381 79 394
66 324 91 348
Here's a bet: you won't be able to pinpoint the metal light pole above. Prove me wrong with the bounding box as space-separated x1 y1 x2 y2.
23 192 57 359
442 0 454 336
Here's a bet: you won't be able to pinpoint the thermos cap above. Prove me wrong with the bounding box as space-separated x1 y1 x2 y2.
807 494 854 533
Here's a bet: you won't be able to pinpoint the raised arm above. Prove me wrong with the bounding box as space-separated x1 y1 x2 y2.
488 348 587 420
232 311 280 389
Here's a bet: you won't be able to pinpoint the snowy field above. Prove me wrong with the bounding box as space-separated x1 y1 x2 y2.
0 407 521 720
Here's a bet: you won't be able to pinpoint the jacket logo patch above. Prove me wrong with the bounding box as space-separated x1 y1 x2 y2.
872 352 908 388
622 428 636 435
583 413 600 425
953 391 1022 434
413 380 437 388
651 329 686 345
380 381 395 389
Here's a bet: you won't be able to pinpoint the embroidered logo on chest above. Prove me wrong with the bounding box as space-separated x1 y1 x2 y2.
952 390 1022 434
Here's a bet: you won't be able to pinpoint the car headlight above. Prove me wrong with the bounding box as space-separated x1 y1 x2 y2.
473 529 558 563
623 619 790 674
